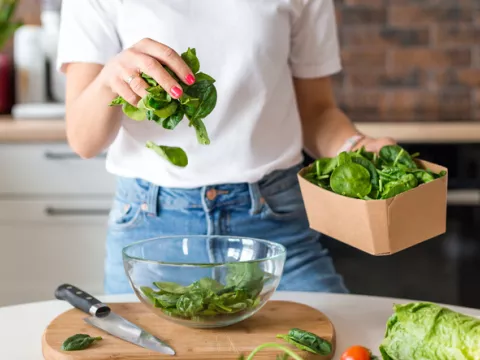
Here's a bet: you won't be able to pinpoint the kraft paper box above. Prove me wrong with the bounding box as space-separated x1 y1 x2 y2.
297 160 448 255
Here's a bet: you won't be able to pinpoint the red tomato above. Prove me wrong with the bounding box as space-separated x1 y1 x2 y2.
340 345 372 360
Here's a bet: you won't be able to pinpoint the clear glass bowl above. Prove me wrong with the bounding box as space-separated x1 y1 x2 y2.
122 235 286 328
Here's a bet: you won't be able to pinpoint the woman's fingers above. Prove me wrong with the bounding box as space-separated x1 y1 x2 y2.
112 76 141 106
134 38 195 86
120 67 149 98
124 50 184 99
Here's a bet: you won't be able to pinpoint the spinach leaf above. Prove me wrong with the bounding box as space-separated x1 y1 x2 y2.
277 328 332 356
225 262 265 298
412 169 435 184
141 73 158 87
162 107 185 130
184 78 217 122
153 293 181 308
338 151 352 166
109 96 126 106
351 154 379 188
122 103 146 121
315 157 337 177
191 278 224 293
380 145 417 169
381 173 418 199
153 281 190 294
330 163 372 199
191 118 211 145
176 292 204 317
61 334 102 351
181 47 200 74
145 141 188 168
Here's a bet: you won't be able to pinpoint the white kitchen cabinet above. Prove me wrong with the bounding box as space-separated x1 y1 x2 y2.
0 143 115 195
0 142 116 306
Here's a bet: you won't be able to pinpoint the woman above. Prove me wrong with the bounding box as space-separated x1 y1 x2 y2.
57 0 394 295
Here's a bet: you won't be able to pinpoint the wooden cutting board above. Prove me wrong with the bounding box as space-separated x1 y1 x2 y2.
42 300 335 360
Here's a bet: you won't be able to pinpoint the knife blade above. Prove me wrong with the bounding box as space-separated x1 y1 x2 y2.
54 283 175 355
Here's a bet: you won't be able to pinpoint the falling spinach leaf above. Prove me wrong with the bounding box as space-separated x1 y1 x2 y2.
145 141 188 168
109 47 217 167
61 334 102 351
277 328 332 356
330 163 372 198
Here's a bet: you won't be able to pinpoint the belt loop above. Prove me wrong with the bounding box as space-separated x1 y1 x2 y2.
248 182 264 215
144 181 160 216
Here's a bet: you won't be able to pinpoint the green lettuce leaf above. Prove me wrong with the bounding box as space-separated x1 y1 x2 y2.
379 302 480 360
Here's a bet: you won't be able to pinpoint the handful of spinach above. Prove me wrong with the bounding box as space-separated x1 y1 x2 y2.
109 48 217 167
140 263 270 321
303 145 446 200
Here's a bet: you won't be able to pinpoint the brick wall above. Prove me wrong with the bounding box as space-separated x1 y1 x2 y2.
334 0 480 122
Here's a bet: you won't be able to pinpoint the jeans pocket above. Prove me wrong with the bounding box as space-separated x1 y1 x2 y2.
260 181 307 221
107 198 144 231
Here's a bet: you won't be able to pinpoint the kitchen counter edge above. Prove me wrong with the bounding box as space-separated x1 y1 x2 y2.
1 117 480 143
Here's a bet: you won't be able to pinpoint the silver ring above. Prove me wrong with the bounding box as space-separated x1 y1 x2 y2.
125 74 136 85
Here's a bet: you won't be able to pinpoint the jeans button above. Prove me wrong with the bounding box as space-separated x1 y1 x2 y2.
206 189 217 201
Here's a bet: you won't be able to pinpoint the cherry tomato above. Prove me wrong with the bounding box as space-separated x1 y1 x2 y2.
340 345 372 360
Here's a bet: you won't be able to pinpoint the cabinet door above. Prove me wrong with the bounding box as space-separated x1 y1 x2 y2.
0 199 112 306
0 143 115 195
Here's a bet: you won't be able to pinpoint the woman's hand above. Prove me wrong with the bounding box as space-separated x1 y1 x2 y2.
354 136 397 153
98 38 196 106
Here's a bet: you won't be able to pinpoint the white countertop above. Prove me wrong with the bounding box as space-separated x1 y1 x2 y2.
1 292 479 360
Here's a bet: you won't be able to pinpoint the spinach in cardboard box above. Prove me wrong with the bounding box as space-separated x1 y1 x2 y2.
302 145 447 200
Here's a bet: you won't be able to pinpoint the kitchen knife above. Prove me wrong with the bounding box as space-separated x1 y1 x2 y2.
54 283 175 355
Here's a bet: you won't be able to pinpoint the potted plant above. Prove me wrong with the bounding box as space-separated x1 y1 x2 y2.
0 0 22 114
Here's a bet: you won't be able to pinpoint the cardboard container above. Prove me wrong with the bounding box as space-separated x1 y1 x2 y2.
298 160 448 255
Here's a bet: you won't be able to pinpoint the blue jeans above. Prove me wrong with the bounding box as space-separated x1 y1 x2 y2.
104 163 348 294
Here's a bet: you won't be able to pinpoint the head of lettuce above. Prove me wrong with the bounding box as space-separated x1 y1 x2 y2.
380 302 480 360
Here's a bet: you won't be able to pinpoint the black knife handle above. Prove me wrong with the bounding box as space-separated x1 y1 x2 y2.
55 284 111 318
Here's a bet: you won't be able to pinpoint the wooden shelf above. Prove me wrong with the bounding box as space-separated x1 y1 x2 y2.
356 122 480 144
1 116 480 143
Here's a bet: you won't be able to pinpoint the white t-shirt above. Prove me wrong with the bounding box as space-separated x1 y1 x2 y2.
57 0 342 188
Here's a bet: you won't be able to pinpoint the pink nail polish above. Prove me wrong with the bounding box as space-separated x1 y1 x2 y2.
185 74 195 85
171 86 183 98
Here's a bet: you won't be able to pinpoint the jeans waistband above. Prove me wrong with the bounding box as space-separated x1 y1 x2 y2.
113 163 304 216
